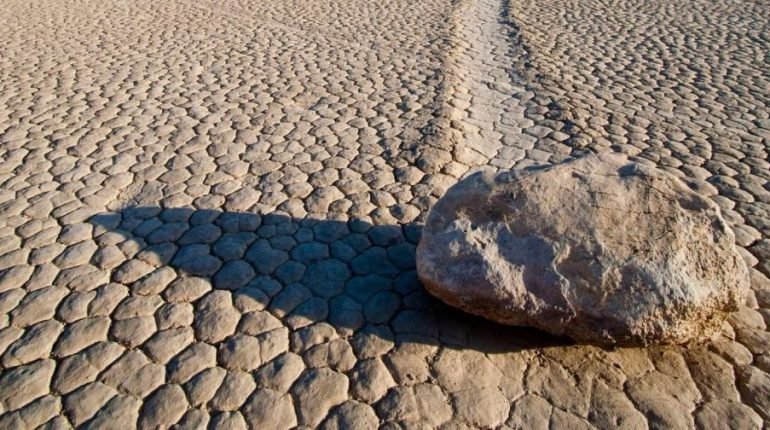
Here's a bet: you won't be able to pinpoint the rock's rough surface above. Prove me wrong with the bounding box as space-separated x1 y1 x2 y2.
418 153 749 345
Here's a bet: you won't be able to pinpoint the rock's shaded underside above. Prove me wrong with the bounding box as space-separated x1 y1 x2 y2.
418 153 750 345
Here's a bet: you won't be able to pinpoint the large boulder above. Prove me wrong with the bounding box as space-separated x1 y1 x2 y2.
417 153 749 345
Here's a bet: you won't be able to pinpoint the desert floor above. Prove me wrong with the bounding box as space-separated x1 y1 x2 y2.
0 0 769 428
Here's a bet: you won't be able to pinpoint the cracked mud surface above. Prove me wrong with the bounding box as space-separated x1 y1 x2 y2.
0 0 768 428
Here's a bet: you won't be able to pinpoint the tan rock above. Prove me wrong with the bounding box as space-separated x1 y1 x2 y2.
418 153 749 345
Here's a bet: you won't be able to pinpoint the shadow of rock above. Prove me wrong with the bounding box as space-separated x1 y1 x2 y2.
89 205 571 353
